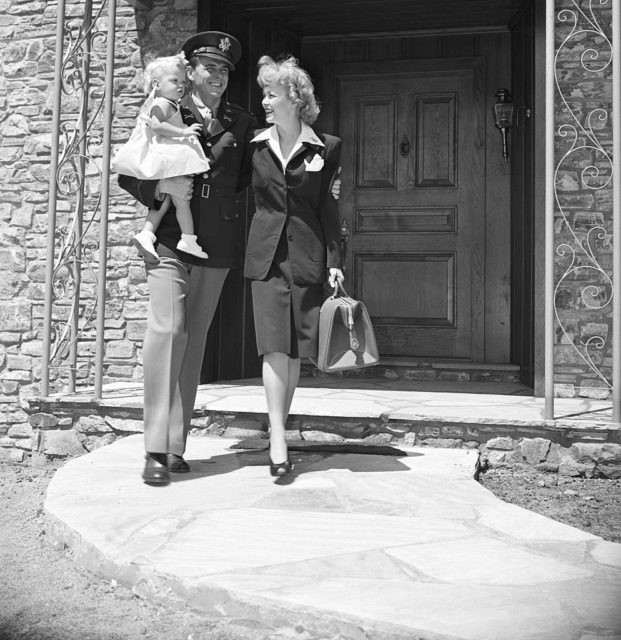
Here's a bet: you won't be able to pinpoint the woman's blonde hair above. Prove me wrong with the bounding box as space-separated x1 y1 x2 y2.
143 54 187 95
257 55 320 125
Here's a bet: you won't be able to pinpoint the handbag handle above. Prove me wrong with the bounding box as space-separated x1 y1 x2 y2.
330 279 349 299
332 282 360 350
347 305 360 350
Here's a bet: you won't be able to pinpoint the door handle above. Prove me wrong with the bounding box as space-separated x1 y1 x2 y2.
340 219 350 269
399 134 411 157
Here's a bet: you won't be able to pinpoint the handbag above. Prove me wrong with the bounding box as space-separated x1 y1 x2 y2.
313 282 379 372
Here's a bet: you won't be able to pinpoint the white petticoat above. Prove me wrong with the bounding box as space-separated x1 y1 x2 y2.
111 107 210 180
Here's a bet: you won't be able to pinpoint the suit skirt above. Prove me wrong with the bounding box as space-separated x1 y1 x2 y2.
251 240 325 359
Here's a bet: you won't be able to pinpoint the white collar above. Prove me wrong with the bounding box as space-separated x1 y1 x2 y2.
251 122 324 147
252 123 323 171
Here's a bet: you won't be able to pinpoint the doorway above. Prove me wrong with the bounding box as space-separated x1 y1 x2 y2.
200 0 541 390
335 58 486 360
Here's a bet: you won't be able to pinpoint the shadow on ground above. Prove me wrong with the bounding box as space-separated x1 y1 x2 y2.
172 442 419 483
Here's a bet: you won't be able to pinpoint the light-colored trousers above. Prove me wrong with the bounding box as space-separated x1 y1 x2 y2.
142 256 228 455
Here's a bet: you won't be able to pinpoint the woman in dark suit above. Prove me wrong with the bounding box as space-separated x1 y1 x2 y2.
245 55 344 476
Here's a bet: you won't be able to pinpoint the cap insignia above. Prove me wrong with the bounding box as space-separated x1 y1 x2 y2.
219 37 232 53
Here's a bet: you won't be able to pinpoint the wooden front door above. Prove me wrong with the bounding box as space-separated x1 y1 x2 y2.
336 59 485 360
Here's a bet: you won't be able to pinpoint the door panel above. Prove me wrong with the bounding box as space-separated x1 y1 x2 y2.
356 97 397 188
356 207 456 233
415 93 456 187
337 61 485 360
356 253 455 324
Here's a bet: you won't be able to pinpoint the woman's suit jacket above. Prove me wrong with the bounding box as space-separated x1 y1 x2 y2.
244 126 342 285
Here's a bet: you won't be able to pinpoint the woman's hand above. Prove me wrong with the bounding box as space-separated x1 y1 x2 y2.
330 167 342 200
328 268 344 289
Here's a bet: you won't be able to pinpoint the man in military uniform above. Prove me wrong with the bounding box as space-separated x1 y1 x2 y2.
118 31 257 485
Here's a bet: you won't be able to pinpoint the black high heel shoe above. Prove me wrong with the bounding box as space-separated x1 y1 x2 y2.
269 455 293 477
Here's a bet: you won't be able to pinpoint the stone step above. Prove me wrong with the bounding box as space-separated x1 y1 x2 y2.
301 359 522 384
29 379 618 454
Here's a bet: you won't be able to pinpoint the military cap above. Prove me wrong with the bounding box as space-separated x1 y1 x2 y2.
181 31 242 70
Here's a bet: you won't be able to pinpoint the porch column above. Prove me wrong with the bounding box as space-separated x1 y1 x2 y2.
544 0 555 420
40 0 67 398
613 0 620 424
93 0 118 401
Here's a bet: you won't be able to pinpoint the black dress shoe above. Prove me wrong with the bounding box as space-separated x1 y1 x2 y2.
269 455 293 477
167 454 190 473
142 453 170 485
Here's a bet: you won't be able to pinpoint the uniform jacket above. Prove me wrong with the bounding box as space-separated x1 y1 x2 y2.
244 125 342 285
118 96 257 268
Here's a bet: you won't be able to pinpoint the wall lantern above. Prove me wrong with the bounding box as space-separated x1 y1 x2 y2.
493 88 514 163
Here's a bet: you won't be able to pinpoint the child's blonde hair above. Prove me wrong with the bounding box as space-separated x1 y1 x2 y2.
257 55 320 125
143 54 187 95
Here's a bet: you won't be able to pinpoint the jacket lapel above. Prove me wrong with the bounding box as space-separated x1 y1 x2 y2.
258 141 285 175
180 96 234 139
207 102 234 139
289 142 322 165
206 116 225 138
252 127 324 170
180 95 205 128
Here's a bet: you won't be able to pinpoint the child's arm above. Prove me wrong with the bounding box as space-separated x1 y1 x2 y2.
149 101 202 138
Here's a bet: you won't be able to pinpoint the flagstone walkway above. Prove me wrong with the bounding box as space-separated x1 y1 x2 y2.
45 434 621 640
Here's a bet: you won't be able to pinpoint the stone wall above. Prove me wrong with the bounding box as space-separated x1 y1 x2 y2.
553 0 614 399
0 0 197 462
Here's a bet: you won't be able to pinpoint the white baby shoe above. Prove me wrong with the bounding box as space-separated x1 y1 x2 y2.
131 230 159 264
177 234 208 259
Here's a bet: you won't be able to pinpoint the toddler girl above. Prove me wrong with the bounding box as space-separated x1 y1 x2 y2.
112 55 210 261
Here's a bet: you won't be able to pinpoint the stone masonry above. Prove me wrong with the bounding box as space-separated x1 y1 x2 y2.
22 400 621 478
0 0 197 462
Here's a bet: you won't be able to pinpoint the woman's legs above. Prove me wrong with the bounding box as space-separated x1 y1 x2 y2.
285 356 301 417
263 352 300 464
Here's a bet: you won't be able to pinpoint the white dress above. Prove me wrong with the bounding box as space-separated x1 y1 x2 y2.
111 96 210 180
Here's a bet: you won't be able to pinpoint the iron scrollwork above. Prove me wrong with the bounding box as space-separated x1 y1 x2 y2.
49 1 109 383
554 0 613 393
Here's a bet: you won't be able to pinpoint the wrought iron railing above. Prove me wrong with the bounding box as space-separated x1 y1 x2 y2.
547 0 621 424
41 0 116 399
553 0 613 392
